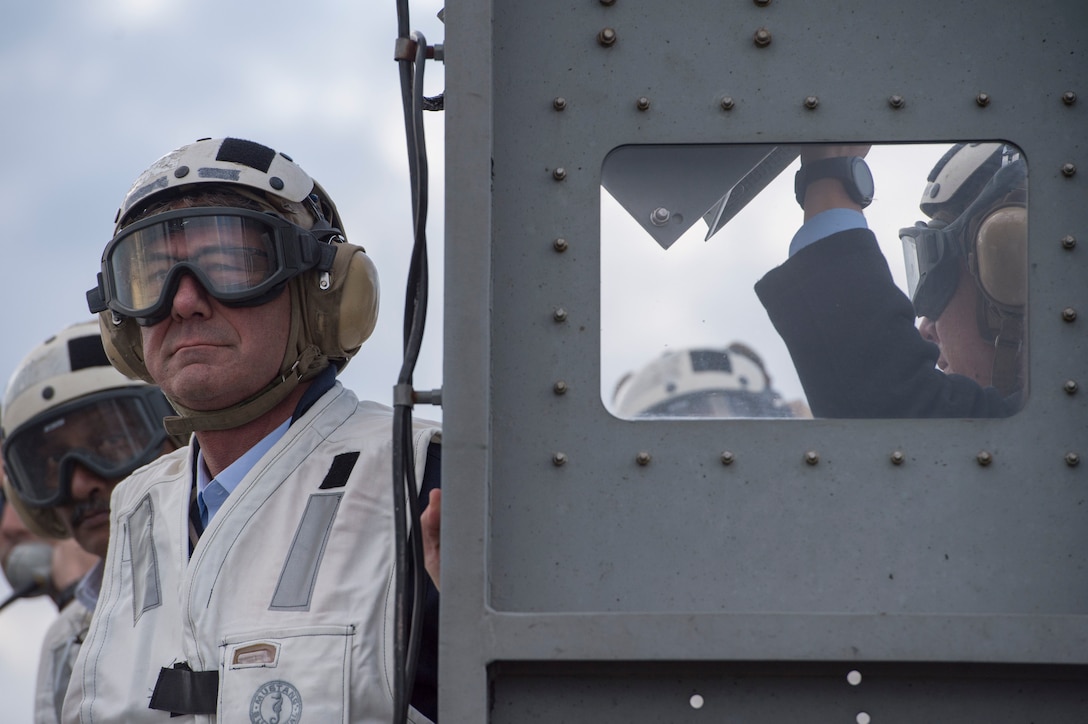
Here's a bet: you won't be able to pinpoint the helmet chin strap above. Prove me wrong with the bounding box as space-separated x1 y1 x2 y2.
163 345 326 435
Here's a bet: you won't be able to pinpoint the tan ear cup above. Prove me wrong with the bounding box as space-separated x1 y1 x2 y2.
975 205 1027 308
97 313 154 383
337 246 381 351
302 243 380 363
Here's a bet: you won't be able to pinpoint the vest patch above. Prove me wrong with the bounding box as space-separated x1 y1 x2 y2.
319 451 360 489
249 679 303 724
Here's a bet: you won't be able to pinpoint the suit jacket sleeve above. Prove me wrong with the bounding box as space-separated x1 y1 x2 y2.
754 228 1013 418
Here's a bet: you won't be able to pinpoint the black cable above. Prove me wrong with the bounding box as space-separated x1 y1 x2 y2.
0 581 44 613
393 8 435 722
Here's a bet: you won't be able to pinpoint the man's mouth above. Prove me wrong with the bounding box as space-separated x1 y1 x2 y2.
71 500 110 529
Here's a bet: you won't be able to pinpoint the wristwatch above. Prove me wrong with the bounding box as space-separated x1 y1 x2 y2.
794 156 874 208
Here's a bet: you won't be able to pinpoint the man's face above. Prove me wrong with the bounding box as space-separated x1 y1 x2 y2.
918 264 997 386
38 411 127 558
138 217 292 412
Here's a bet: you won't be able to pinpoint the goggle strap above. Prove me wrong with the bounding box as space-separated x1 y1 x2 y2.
989 317 1024 398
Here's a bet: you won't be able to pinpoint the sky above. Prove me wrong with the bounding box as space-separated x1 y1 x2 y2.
0 2 957 720
0 1 446 719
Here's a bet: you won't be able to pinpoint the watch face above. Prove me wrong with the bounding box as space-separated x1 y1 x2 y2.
851 157 875 204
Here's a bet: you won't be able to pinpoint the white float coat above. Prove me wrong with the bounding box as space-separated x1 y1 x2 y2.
64 383 440 723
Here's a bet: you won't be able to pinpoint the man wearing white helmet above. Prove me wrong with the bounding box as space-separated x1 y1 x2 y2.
754 143 1027 418
69 137 442 723
1 320 182 723
612 343 804 418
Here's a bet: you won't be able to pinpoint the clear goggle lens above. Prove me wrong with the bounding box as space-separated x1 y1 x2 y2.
94 208 326 322
899 223 960 320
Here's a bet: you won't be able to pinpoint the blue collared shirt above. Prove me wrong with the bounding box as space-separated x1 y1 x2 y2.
194 366 338 528
789 208 868 257
196 417 291 528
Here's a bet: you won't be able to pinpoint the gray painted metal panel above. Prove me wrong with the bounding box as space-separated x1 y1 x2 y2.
443 0 1088 720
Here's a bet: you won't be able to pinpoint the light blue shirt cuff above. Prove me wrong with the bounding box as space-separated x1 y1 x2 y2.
789 208 868 257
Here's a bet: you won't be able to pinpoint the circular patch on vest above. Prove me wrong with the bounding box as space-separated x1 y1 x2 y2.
249 680 303 724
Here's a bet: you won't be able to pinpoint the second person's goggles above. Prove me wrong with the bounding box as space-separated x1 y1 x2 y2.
2 387 176 508
87 207 337 323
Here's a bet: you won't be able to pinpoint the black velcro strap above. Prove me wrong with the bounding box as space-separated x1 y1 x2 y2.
148 662 219 716
68 334 111 372
216 138 276 173
319 451 360 489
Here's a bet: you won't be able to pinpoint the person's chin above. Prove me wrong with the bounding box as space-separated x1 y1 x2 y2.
74 517 110 555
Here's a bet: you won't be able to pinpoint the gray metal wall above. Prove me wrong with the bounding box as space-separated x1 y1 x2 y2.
442 1 1088 720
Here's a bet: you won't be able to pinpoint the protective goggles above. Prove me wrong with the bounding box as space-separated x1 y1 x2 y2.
87 207 337 324
899 221 962 320
2 387 175 508
900 157 1028 320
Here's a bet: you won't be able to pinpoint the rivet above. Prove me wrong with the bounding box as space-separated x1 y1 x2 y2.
720 451 735 465
636 451 652 466
804 95 820 110
804 450 819 465
976 451 993 466
636 96 651 111
552 452 568 466
41 385 55 401
1066 452 1081 467
269 176 285 191
1062 91 1077 106
754 27 772 47
1061 235 1077 250
1061 163 1077 177
553 237 569 252
650 207 671 226
553 97 567 111
173 165 190 179
597 27 617 46
890 450 905 466
1064 379 1079 395
1062 307 1077 322
720 96 735 111
553 307 568 322
975 92 991 107
888 95 906 109
553 167 567 181
553 380 568 395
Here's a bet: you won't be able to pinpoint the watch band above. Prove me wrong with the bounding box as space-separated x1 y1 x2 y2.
794 156 874 209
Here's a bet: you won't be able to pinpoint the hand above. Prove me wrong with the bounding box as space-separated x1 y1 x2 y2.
420 488 441 591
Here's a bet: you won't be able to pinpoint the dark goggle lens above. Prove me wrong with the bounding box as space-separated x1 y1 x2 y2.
100 209 309 320
3 391 168 507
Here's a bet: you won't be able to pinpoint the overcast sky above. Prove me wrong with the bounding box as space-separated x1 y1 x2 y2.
0 3 959 720
0 2 446 719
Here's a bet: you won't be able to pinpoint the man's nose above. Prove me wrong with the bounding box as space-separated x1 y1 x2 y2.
170 272 212 316
69 464 109 501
